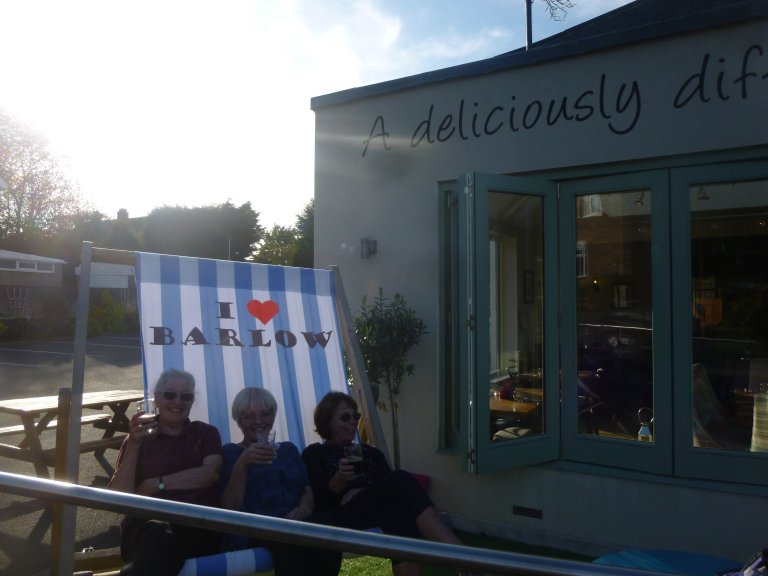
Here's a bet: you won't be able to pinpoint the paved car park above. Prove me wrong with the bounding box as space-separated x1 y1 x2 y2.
0 334 143 575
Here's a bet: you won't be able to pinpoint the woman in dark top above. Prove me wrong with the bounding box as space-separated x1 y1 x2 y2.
220 387 341 575
109 369 223 576
303 391 463 576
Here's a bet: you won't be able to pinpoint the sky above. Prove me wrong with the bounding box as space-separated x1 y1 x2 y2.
0 0 633 229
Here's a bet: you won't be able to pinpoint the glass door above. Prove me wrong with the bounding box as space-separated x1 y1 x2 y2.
672 161 768 483
560 172 673 473
459 173 558 473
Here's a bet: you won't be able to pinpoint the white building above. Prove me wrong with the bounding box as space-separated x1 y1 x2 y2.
312 0 768 559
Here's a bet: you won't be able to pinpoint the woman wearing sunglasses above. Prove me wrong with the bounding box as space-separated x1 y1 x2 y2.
109 368 223 576
303 391 463 576
219 386 341 575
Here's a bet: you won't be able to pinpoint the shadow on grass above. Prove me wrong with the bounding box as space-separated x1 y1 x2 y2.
340 530 594 576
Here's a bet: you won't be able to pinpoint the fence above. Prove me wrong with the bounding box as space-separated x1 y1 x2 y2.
0 470 669 576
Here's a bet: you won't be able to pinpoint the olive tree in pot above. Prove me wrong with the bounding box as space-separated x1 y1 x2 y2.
354 288 427 469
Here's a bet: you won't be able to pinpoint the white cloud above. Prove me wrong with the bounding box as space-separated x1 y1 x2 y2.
0 0 634 228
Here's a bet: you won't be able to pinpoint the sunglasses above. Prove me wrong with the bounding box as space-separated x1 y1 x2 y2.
240 410 274 422
160 391 195 402
338 412 361 423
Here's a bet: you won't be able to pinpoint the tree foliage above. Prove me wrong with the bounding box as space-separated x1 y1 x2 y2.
142 201 263 260
0 109 85 243
293 199 314 268
354 288 427 468
254 225 298 265
252 199 314 267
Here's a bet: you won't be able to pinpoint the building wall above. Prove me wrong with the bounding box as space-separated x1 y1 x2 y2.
0 267 63 288
314 20 768 559
0 266 65 318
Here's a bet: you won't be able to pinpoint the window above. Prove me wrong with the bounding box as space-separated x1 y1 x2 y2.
672 162 768 483
575 241 587 278
0 259 56 273
574 188 654 444
438 184 461 451
688 180 768 452
445 173 558 473
442 157 768 485
560 172 672 474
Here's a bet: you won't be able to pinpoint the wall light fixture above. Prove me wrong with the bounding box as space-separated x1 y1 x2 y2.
361 238 377 259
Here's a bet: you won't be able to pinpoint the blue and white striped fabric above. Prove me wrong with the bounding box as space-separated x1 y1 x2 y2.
178 547 274 576
135 253 348 450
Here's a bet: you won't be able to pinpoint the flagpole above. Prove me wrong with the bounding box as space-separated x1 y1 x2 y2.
525 0 533 49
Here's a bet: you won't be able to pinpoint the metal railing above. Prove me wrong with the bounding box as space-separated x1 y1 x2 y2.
0 471 671 576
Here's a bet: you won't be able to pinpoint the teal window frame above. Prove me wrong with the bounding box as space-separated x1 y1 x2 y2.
671 160 768 484
456 173 559 474
438 149 768 486
559 171 674 474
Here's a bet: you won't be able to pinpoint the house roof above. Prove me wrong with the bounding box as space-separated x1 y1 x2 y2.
0 250 66 264
311 0 767 110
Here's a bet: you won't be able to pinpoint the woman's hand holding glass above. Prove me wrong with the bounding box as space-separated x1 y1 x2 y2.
130 399 158 440
341 443 364 480
240 430 276 465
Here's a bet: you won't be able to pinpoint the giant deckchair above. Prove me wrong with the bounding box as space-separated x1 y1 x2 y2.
57 243 387 575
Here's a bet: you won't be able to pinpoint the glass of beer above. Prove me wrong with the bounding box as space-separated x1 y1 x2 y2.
344 443 363 475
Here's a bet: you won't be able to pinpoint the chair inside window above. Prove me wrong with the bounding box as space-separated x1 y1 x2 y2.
692 362 745 450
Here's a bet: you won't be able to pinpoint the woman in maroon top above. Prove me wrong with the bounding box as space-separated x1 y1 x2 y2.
109 369 223 576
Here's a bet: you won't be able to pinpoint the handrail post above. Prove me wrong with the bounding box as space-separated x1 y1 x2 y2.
56 241 94 575
50 387 72 575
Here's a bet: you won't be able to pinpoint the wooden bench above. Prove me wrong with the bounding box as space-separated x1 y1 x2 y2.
0 413 113 438
40 435 126 460
0 413 125 475
74 546 122 574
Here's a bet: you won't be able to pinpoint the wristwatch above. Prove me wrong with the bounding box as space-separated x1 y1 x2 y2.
158 476 166 492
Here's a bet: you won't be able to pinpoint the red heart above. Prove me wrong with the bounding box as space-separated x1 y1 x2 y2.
247 300 279 324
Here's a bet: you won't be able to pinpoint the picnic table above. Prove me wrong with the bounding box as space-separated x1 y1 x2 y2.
0 389 144 478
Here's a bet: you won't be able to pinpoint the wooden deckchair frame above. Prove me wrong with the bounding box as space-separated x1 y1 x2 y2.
53 241 389 575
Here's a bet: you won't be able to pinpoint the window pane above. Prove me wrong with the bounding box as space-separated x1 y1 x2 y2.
690 179 768 452
576 190 653 441
440 187 460 449
487 193 544 443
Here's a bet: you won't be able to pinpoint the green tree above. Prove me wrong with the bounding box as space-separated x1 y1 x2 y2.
44 210 110 263
355 288 427 469
143 201 263 260
293 199 314 268
254 225 298 265
252 200 314 267
0 109 86 244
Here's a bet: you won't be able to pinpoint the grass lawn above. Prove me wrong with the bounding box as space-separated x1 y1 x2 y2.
339 530 594 575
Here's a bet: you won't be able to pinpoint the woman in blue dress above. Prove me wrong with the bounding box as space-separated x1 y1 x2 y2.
220 387 341 576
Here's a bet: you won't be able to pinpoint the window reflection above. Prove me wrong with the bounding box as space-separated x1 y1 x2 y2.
576 190 654 441
690 180 768 451
487 193 544 442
